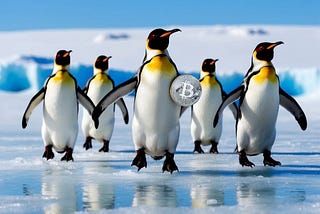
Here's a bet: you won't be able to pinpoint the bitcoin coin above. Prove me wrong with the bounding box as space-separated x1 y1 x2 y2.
170 74 202 106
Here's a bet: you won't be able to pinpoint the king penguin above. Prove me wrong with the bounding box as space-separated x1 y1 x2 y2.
81 55 128 152
191 58 237 154
213 41 307 167
22 50 95 161
92 28 181 173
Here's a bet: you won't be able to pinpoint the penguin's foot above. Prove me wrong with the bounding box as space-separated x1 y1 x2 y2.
61 148 74 162
83 137 92 150
42 145 54 160
99 140 110 152
162 152 179 174
209 142 219 154
193 141 204 153
239 150 255 167
131 148 147 171
263 150 281 167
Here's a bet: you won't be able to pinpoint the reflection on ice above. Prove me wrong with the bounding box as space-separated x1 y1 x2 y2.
132 184 177 207
41 170 77 214
236 182 276 207
190 183 224 207
82 184 115 210
82 161 115 211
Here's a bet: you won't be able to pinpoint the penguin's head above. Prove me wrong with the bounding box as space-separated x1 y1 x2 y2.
253 41 284 62
95 55 112 72
55 50 72 66
146 28 181 51
201 58 219 74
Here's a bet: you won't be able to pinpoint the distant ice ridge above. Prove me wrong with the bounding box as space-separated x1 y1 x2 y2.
0 55 319 96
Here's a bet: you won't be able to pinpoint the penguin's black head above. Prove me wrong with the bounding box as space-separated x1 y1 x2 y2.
254 41 284 62
147 28 181 51
55 50 72 66
95 55 112 71
202 58 219 73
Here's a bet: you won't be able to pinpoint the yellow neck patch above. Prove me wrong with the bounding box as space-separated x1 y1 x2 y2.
52 70 74 84
201 75 218 87
145 55 176 76
92 73 111 84
252 66 278 84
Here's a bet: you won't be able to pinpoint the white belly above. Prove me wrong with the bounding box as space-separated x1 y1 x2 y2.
132 71 180 157
82 83 114 142
237 80 279 155
191 85 223 145
42 81 78 152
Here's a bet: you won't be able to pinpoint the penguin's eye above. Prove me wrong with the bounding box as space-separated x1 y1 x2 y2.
257 46 264 51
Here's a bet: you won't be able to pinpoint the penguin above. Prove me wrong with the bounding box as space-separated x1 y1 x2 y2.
92 28 181 173
22 50 95 161
213 41 307 167
191 58 237 154
81 55 129 152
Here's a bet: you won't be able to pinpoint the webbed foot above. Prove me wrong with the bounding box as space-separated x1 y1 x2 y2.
99 140 110 152
193 141 204 153
61 148 74 162
209 141 219 154
42 145 54 160
162 152 179 174
263 150 281 166
83 137 92 150
131 148 147 171
239 150 255 167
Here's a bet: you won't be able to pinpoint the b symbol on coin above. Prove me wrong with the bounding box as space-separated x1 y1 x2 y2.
170 74 202 106
180 81 194 99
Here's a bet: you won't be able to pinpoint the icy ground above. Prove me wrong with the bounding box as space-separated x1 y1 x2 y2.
0 90 319 214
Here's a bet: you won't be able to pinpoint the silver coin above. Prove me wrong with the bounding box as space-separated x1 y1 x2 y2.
170 74 202 106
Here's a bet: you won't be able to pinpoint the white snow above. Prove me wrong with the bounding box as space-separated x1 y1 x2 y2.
0 25 319 73
0 25 319 213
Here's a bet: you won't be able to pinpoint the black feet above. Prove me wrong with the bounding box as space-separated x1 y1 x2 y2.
193 141 204 153
209 141 219 154
239 150 255 167
263 150 281 167
99 140 110 152
162 152 179 174
131 148 147 171
42 145 54 160
83 137 92 150
61 147 74 162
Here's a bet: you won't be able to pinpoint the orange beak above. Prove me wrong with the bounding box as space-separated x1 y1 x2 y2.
160 29 181 38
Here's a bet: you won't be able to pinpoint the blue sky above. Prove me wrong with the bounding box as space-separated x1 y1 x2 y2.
0 0 319 31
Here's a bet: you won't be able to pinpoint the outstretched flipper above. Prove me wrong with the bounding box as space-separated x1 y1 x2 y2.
77 87 95 115
279 87 307 130
93 77 138 128
213 85 243 127
116 98 129 124
22 87 46 128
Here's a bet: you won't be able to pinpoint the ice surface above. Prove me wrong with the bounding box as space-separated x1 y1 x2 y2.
0 89 319 213
0 26 319 213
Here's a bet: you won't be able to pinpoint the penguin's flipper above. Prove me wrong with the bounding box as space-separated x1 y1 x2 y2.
77 87 95 115
116 98 129 124
213 85 243 127
93 76 138 128
228 103 238 119
22 87 45 128
223 90 238 119
279 87 307 130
